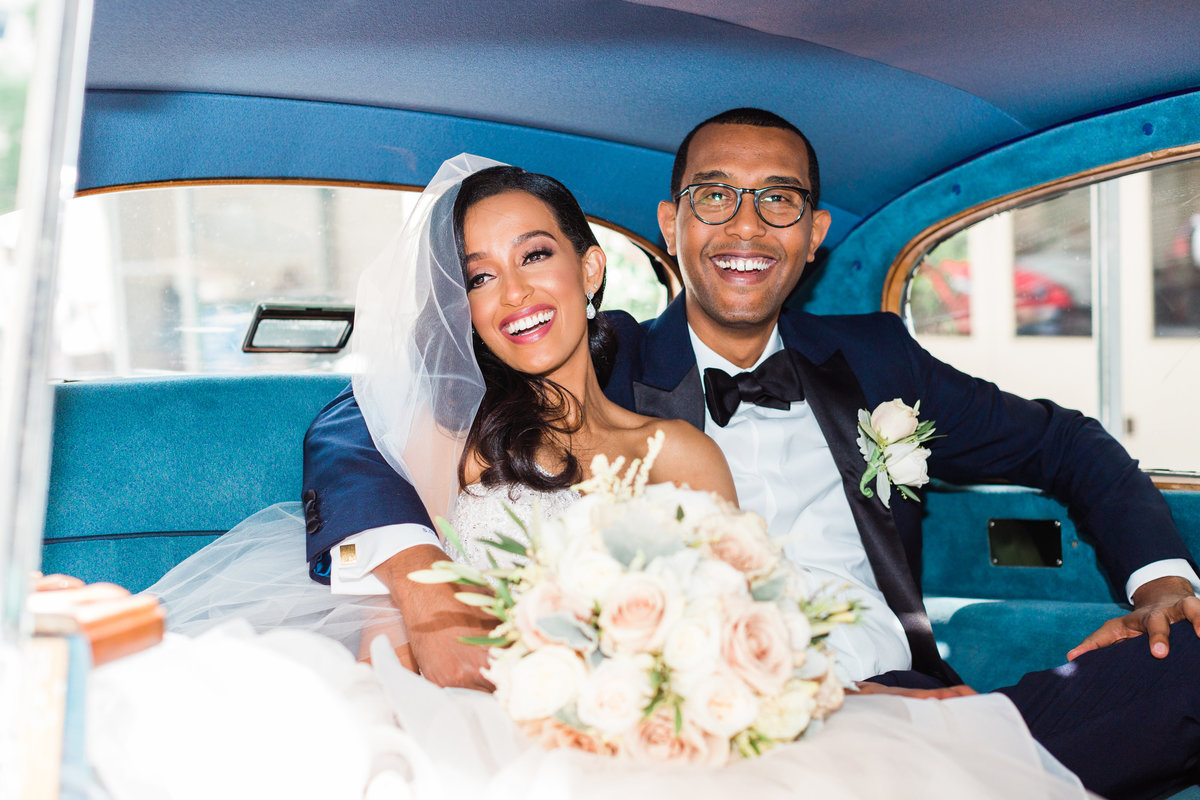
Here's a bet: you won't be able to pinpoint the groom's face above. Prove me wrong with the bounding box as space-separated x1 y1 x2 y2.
658 123 831 348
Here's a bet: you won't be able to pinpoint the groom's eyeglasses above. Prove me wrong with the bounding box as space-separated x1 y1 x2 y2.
674 183 813 228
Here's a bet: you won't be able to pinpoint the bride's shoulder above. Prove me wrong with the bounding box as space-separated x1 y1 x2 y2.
636 418 738 504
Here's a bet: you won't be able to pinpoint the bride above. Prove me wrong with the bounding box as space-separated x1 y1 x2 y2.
90 155 1093 800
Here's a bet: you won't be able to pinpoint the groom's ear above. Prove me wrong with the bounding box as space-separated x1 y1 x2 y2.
583 245 606 294
657 200 678 256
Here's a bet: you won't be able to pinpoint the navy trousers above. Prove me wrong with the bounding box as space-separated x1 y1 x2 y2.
869 621 1200 800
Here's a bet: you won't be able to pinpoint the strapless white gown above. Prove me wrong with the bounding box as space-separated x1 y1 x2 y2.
95 489 1094 800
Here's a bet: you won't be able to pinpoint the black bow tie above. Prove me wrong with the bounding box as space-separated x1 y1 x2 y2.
702 349 805 428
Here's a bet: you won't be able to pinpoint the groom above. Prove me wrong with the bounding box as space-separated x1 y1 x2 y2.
303 109 1200 798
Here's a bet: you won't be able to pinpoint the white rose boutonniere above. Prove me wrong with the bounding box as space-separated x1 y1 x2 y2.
857 399 936 509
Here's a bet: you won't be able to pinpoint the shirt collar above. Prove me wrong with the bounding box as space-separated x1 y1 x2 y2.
688 324 785 376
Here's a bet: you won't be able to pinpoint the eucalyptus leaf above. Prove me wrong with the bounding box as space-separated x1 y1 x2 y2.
602 516 684 567
751 573 786 602
536 613 597 650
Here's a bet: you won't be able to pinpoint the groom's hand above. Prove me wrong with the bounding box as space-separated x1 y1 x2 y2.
373 544 497 691
1067 576 1200 661
852 682 977 700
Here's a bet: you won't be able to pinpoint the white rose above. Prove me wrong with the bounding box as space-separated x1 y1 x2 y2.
777 605 813 655
662 604 723 681
688 559 749 603
556 541 625 606
698 511 779 580
883 441 931 488
575 654 656 735
684 671 760 738
870 398 919 442
753 681 817 741
503 645 587 721
599 572 682 654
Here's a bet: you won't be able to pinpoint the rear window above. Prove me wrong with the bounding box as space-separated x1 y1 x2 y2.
41 183 670 378
900 153 1200 473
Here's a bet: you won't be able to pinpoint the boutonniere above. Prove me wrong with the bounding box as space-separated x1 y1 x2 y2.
856 399 936 509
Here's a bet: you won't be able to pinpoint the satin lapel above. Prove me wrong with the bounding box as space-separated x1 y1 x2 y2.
632 295 706 429
793 348 956 683
633 365 705 429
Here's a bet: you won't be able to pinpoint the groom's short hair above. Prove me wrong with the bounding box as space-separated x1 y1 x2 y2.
669 108 821 207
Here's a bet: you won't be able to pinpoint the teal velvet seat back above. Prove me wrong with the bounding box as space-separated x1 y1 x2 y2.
921 483 1200 690
41 374 348 591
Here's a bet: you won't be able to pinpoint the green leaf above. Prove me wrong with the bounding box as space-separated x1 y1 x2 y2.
674 702 683 736
676 505 685 521
502 504 530 536
484 533 530 557
458 635 510 647
493 579 514 607
435 517 470 560
898 485 922 503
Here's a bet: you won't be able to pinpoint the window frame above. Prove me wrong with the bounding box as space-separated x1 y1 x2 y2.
883 142 1200 489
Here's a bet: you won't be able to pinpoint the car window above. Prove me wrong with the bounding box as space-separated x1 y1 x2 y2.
41 183 669 379
902 154 1200 473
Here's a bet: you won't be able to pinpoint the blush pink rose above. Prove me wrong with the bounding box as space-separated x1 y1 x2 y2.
698 512 779 580
623 705 729 766
722 601 793 694
520 718 619 756
598 573 680 654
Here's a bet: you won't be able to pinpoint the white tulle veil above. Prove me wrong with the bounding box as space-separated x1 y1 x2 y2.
352 153 504 520
146 154 504 653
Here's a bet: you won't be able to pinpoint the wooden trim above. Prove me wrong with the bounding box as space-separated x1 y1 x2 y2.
882 143 1200 312
1150 474 1200 491
75 178 680 298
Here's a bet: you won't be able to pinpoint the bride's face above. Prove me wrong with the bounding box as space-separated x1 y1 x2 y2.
462 190 605 380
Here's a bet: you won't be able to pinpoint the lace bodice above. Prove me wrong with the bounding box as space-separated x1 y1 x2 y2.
446 483 578 570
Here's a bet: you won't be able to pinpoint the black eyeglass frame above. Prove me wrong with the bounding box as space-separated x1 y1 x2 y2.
674 183 814 228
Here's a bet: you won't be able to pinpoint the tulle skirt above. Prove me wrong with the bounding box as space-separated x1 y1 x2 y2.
126 503 1094 800
85 623 1095 800
144 502 409 659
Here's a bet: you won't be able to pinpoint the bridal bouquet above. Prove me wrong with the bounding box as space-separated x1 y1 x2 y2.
411 434 858 765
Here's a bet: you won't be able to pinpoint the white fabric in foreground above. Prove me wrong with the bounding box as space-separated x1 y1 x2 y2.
86 624 1095 800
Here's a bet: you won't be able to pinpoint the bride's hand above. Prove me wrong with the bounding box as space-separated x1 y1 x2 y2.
373 545 497 691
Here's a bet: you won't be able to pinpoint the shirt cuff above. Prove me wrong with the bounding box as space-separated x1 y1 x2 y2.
1124 559 1200 604
329 523 440 596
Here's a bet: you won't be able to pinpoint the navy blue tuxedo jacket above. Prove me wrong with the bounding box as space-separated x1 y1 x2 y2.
303 294 1190 625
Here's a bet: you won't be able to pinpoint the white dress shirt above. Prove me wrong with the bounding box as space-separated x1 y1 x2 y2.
689 326 912 681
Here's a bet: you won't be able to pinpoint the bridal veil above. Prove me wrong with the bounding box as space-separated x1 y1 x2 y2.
145 154 503 650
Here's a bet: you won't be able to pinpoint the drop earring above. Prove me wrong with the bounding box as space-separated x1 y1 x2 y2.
585 289 596 320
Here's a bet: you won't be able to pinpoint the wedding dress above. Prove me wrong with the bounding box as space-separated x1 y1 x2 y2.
96 482 1094 800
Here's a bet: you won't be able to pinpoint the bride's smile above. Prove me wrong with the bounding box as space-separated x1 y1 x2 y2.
462 190 605 381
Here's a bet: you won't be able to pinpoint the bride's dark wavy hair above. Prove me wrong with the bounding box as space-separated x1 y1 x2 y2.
454 166 617 491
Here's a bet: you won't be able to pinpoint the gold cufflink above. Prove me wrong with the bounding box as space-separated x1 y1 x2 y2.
339 544 357 565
